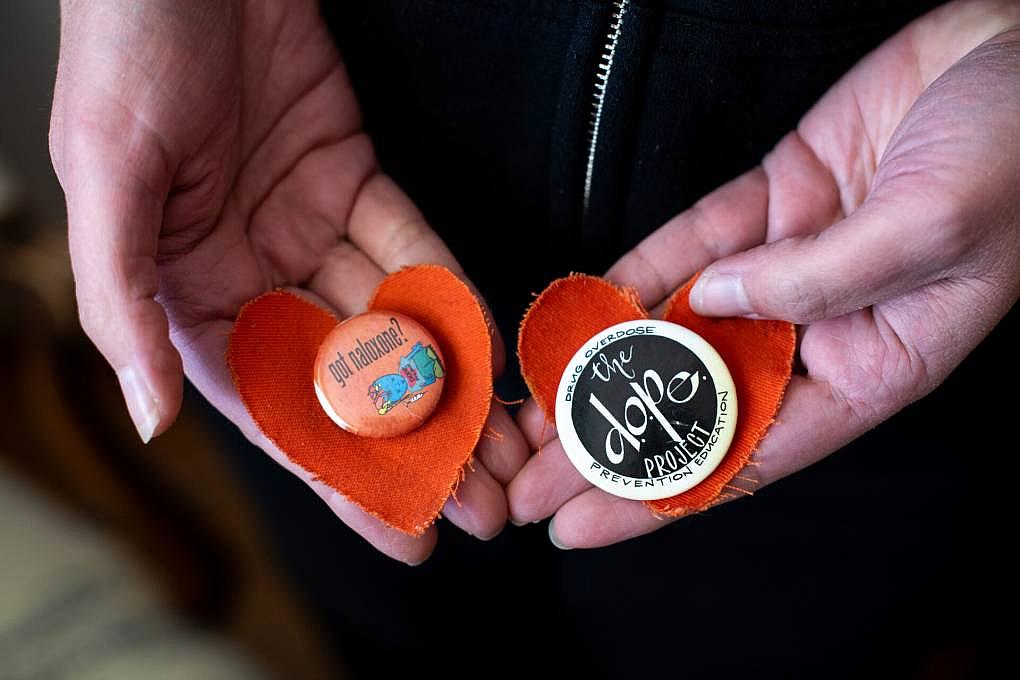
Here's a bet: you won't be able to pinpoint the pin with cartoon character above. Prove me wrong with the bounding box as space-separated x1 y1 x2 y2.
368 341 445 415
314 311 447 438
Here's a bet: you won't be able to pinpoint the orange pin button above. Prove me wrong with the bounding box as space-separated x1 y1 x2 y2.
313 311 446 438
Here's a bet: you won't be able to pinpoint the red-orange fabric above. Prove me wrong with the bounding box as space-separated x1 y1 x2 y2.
518 273 795 517
516 274 647 418
649 275 796 515
227 265 493 535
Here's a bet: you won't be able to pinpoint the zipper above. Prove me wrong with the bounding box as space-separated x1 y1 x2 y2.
582 0 630 215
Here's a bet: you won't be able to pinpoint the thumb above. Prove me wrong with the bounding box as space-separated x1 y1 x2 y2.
57 133 183 443
689 197 945 323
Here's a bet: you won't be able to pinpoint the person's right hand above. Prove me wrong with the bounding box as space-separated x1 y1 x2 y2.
507 0 1019 549
49 0 528 564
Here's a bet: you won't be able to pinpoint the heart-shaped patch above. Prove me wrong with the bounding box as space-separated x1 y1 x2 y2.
518 273 795 516
227 265 493 534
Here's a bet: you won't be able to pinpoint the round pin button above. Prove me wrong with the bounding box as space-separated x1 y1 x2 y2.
313 311 446 438
554 319 738 501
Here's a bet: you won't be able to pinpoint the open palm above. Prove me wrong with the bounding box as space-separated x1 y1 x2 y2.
509 0 1020 548
50 0 526 563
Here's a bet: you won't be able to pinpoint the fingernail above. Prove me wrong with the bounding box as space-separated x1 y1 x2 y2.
117 365 159 443
509 517 526 527
405 546 434 567
548 519 572 550
477 524 504 541
691 273 751 316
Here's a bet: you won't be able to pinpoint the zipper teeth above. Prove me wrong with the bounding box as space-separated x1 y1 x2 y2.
582 0 629 214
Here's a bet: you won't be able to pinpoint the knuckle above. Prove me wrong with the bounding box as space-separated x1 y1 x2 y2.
62 103 161 174
380 217 432 265
627 246 670 304
758 264 829 323
685 201 721 259
75 290 111 346
935 220 974 265
48 118 64 178
925 200 980 267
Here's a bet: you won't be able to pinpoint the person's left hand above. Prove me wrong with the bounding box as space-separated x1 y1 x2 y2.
508 0 1020 548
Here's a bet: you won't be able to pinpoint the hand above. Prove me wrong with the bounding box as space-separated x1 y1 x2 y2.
49 0 527 564
508 0 1020 548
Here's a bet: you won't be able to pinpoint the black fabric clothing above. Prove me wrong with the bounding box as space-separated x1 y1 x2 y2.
320 0 947 349
204 2 1017 677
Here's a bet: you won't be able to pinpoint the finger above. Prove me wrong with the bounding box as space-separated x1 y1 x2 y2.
690 195 946 323
755 373 882 488
686 4 1020 323
307 239 386 316
345 173 506 375
475 403 530 485
60 136 182 443
549 490 672 550
760 131 843 240
441 461 508 541
515 399 557 450
506 438 591 525
325 488 437 565
545 375 842 549
741 275 1019 492
346 173 463 275
604 168 768 307
173 316 438 564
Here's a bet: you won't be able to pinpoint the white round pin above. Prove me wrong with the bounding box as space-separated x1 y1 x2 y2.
554 319 738 501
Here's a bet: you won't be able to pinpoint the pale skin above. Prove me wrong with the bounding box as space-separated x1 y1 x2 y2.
52 0 1019 561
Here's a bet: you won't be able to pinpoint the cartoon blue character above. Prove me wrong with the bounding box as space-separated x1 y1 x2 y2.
368 342 445 415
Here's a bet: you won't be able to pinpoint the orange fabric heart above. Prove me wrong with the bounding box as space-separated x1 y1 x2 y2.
517 273 796 517
227 265 493 535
